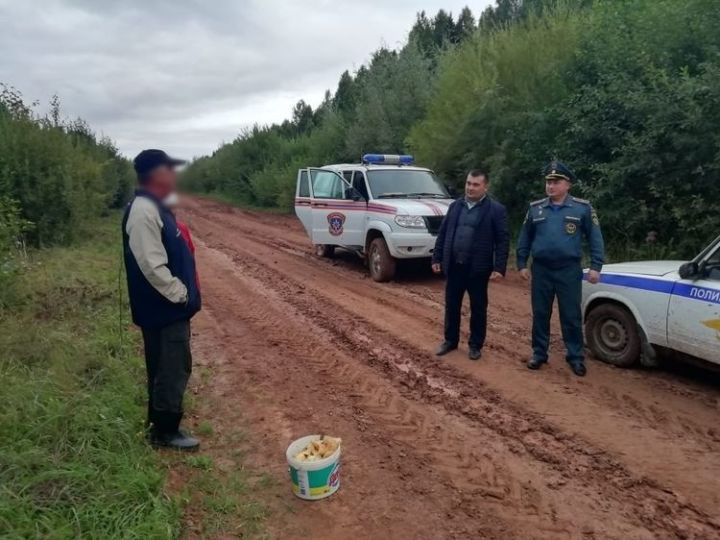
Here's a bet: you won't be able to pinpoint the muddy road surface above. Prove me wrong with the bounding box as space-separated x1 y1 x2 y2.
178 196 720 539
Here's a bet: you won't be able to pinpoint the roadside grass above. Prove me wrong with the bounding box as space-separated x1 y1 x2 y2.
173 362 273 538
178 456 270 539
0 216 180 538
0 213 273 539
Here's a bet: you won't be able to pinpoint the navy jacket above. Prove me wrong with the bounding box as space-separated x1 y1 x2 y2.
516 196 604 271
432 197 510 275
122 191 201 329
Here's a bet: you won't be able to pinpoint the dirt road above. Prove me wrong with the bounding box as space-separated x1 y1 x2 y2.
179 196 720 539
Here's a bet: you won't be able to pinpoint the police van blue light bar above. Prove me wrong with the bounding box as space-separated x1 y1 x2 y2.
362 154 414 165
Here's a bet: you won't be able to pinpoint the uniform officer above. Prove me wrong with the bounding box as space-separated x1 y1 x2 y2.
516 161 604 376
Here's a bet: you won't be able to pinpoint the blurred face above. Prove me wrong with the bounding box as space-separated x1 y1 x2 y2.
545 178 571 200
145 165 178 200
465 174 488 201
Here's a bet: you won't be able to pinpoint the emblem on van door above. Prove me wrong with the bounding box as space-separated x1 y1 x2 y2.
327 212 346 236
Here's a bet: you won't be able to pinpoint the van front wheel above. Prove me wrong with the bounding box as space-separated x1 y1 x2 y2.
368 238 396 282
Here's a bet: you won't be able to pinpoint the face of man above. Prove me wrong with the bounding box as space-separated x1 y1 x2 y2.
545 178 571 201
145 165 178 200
465 174 488 201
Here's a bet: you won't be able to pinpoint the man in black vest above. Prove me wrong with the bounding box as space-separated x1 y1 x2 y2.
122 149 202 451
432 170 509 360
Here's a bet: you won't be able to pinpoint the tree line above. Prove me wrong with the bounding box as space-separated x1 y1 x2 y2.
0 85 133 285
184 0 720 259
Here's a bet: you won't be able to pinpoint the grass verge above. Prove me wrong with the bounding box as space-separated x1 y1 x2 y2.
0 215 180 538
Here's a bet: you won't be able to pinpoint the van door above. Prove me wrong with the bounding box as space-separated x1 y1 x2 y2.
667 245 720 364
308 168 365 248
294 169 313 237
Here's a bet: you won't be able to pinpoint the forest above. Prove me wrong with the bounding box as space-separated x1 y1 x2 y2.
184 0 720 259
0 85 134 291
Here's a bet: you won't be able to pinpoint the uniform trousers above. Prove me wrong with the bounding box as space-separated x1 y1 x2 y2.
531 261 584 365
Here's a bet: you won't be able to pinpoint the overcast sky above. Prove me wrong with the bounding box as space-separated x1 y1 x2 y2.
0 0 491 159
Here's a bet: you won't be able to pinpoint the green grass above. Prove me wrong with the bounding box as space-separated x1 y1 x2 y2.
0 215 180 539
196 420 214 437
183 469 269 538
185 455 213 472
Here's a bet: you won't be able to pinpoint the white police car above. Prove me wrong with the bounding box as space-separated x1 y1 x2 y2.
294 154 454 281
582 235 720 368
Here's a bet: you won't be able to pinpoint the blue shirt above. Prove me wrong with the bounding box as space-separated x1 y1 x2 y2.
516 195 604 271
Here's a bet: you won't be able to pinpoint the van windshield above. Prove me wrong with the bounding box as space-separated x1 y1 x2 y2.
367 170 449 199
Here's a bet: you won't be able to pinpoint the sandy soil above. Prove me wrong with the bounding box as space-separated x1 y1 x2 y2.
177 196 720 539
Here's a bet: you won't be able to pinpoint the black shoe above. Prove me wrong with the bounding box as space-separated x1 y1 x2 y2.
570 363 587 377
468 347 482 361
151 430 200 452
436 341 458 356
527 358 545 370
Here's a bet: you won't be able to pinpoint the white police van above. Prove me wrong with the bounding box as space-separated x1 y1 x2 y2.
582 235 720 368
294 154 454 281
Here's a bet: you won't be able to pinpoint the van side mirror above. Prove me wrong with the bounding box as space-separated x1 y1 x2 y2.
445 184 458 198
345 187 363 201
679 261 698 280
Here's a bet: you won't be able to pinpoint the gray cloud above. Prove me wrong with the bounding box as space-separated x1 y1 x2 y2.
0 0 489 158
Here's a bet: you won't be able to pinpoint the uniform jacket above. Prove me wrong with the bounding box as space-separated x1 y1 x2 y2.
516 195 604 271
122 190 201 329
432 197 510 275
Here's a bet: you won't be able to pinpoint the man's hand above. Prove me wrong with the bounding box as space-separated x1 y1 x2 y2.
432 262 442 274
587 269 601 284
489 271 503 281
519 268 531 282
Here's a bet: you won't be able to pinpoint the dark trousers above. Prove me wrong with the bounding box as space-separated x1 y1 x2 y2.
531 261 584 365
141 319 192 434
444 263 491 348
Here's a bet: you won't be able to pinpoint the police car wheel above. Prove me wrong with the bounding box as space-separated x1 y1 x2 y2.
315 244 335 258
368 238 396 282
585 303 641 368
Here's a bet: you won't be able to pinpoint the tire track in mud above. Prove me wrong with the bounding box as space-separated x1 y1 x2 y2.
196 241 545 539
187 202 720 461
185 202 563 367
192 224 720 539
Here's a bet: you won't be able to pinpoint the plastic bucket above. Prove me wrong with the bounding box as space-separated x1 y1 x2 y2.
286 435 341 500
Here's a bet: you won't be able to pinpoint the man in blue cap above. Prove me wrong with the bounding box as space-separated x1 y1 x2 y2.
516 161 604 376
123 149 202 450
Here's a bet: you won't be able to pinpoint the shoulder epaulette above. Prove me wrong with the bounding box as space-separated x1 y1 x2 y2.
530 198 547 206
571 196 590 205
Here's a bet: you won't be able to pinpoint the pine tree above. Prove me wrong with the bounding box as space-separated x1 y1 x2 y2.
454 7 476 43
333 71 357 118
291 100 314 134
408 11 436 56
432 10 456 47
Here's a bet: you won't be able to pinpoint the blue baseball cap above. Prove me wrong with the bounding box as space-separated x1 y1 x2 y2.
133 149 186 178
